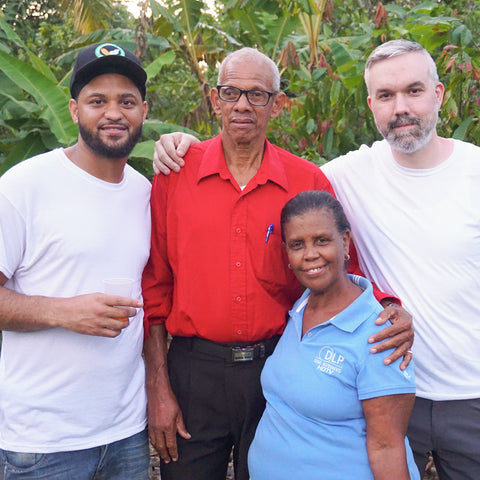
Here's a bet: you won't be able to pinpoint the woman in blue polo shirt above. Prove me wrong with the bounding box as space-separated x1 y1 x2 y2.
248 190 419 480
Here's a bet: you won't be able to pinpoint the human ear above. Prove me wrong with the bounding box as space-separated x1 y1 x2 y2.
210 88 222 116
367 95 374 113
69 98 79 125
434 82 445 110
343 231 351 256
270 91 286 119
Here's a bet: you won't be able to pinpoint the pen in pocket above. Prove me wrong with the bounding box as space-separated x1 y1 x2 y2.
265 224 274 243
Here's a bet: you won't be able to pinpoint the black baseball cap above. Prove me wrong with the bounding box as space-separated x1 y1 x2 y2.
69 43 147 100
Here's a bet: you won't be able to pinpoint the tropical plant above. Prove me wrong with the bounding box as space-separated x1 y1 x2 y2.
251 0 480 162
0 2 196 176
142 0 479 163
0 0 479 173
56 0 116 34
146 0 236 134
0 16 77 173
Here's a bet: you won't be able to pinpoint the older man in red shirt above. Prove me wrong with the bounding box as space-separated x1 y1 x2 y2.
142 47 412 480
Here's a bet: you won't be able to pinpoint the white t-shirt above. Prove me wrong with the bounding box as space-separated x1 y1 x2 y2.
0 148 151 452
322 139 480 401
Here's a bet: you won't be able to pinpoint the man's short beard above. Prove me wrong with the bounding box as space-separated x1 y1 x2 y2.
379 109 438 154
78 122 143 159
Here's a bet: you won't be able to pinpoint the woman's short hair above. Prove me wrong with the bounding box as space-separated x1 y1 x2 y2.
280 190 351 242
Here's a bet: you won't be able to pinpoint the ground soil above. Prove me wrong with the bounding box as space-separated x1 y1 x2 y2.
423 457 440 480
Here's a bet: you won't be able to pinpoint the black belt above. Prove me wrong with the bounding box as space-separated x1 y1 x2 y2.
171 335 281 363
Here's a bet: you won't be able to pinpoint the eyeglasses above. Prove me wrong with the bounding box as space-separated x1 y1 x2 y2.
216 85 276 107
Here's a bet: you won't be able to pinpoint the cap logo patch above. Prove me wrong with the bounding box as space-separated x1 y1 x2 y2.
94 43 126 58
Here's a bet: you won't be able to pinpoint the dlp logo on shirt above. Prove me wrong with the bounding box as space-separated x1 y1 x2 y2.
314 346 345 375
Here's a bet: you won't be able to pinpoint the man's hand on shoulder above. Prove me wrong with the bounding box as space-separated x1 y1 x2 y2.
369 303 414 370
153 132 200 175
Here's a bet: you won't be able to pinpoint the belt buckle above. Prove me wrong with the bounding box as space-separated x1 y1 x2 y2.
231 346 255 362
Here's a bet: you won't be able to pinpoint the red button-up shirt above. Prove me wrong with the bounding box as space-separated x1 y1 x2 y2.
142 135 386 342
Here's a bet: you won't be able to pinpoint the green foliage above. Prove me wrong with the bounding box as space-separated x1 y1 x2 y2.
0 0 63 45
0 15 76 172
266 0 480 162
0 51 76 144
0 2 192 174
0 0 479 173
146 0 238 135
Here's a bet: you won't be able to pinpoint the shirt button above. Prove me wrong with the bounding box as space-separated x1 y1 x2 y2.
235 261 241 267
236 228 242 234
308 332 312 337
236 296 242 302
236 330 242 335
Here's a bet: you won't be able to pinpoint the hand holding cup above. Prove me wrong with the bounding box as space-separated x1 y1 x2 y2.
102 278 136 323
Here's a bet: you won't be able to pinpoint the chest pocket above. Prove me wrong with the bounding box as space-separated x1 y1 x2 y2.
251 230 301 308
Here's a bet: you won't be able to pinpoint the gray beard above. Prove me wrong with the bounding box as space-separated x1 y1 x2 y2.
379 112 438 154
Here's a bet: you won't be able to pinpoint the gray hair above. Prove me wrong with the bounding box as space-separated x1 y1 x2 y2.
364 39 439 93
217 47 280 92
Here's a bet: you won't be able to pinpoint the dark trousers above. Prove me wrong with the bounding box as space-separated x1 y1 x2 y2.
407 396 480 480
160 336 279 480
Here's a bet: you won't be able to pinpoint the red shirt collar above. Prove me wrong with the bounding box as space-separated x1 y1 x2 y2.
197 134 289 192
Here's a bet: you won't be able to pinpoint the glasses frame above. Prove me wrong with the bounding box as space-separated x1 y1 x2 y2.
216 85 277 107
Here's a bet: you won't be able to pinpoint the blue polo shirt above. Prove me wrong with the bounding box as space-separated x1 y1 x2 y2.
248 275 419 480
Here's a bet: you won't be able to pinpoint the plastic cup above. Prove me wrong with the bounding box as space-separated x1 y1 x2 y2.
102 278 135 297
102 278 135 321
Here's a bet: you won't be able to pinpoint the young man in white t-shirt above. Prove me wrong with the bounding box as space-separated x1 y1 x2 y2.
0 43 151 479
153 40 480 480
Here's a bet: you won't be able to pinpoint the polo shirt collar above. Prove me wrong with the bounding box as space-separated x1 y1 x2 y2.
197 134 289 191
291 275 379 334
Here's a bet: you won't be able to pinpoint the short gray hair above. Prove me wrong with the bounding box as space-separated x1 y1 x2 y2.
217 47 280 92
364 39 439 93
